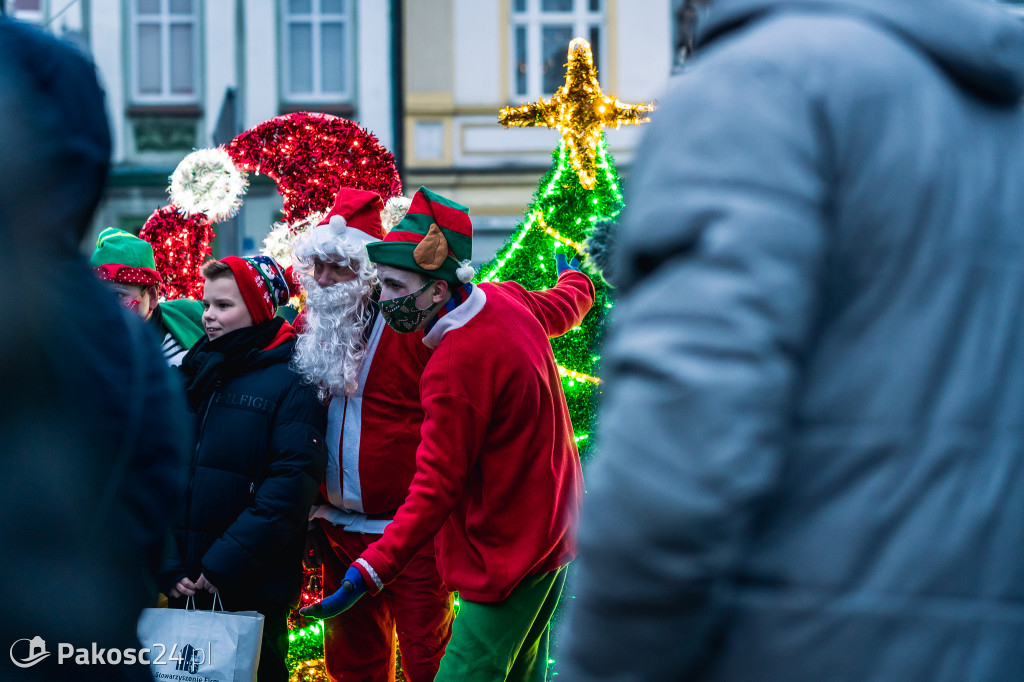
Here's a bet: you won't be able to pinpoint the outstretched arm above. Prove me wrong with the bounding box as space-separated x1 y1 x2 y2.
500 263 596 338
303 358 489 618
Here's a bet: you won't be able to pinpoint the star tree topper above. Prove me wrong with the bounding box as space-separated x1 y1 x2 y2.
499 38 654 190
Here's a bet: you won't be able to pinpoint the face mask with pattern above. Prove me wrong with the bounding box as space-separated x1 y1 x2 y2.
377 280 438 333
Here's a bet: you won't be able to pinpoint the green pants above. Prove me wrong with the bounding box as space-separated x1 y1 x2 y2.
435 566 568 682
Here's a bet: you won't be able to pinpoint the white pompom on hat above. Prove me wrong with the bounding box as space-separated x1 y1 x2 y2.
456 259 476 283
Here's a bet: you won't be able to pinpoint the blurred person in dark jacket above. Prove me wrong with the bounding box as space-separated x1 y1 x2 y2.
163 255 327 682
0 17 188 682
560 1 1024 680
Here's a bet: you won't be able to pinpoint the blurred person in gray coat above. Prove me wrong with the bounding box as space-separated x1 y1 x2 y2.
0 18 188 682
559 1 1024 680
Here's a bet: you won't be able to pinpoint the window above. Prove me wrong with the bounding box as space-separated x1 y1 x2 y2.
9 0 44 23
129 0 200 103
511 0 604 100
282 0 353 103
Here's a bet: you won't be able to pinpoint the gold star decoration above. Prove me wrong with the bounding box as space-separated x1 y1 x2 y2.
499 38 654 190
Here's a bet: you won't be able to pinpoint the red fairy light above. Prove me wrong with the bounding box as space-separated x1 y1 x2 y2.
143 112 400 303
140 205 215 300
225 112 402 224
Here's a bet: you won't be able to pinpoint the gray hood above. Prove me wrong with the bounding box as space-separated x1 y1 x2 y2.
696 0 1024 103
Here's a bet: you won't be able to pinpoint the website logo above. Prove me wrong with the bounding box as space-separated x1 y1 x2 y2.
10 636 50 668
9 637 211 669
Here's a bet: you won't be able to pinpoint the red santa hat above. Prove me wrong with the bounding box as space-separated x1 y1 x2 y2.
318 188 385 244
292 188 386 268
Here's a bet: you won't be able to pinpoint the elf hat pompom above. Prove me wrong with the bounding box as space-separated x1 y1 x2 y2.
365 186 473 285
456 259 475 283
91 227 163 287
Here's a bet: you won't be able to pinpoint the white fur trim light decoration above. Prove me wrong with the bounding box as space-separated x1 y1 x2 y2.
169 147 249 222
262 221 296 269
381 196 412 234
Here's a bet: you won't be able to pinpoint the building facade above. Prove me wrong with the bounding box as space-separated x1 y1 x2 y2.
3 0 675 264
398 0 672 259
3 0 395 257
10 0 1018 263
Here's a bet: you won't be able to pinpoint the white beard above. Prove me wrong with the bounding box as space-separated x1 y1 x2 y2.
292 275 375 401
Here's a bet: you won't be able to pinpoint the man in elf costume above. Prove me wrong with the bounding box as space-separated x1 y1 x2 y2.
291 188 454 682
91 227 204 365
302 187 595 681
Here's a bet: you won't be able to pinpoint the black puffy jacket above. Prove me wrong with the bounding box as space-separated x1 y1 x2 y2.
0 18 189 682
165 320 327 605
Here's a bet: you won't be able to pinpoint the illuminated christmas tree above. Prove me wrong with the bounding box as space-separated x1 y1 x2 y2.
478 38 652 455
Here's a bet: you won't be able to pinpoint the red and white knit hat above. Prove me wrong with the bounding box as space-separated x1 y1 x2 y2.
218 255 296 325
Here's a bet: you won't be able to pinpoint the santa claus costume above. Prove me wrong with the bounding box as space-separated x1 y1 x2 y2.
293 188 453 682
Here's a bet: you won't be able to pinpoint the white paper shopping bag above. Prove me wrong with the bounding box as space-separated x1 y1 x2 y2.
137 594 264 682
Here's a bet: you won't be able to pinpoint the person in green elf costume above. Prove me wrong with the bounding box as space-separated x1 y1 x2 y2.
91 227 205 366
302 187 595 681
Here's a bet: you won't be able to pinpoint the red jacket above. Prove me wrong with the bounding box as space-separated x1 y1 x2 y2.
356 271 595 602
312 316 432 531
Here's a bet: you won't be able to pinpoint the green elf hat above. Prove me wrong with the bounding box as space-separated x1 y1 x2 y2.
365 187 475 284
90 227 163 287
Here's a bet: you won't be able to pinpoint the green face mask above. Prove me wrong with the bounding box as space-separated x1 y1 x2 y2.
377 280 438 333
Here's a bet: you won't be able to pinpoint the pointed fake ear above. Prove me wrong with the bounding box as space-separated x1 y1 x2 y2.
413 222 449 270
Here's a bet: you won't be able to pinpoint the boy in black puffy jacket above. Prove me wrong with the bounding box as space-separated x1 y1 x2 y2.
162 255 327 682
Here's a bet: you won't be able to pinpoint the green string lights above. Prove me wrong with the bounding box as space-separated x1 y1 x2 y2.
475 134 624 451
285 620 324 674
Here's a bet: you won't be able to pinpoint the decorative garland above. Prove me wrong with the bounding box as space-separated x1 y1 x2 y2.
143 112 402 300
